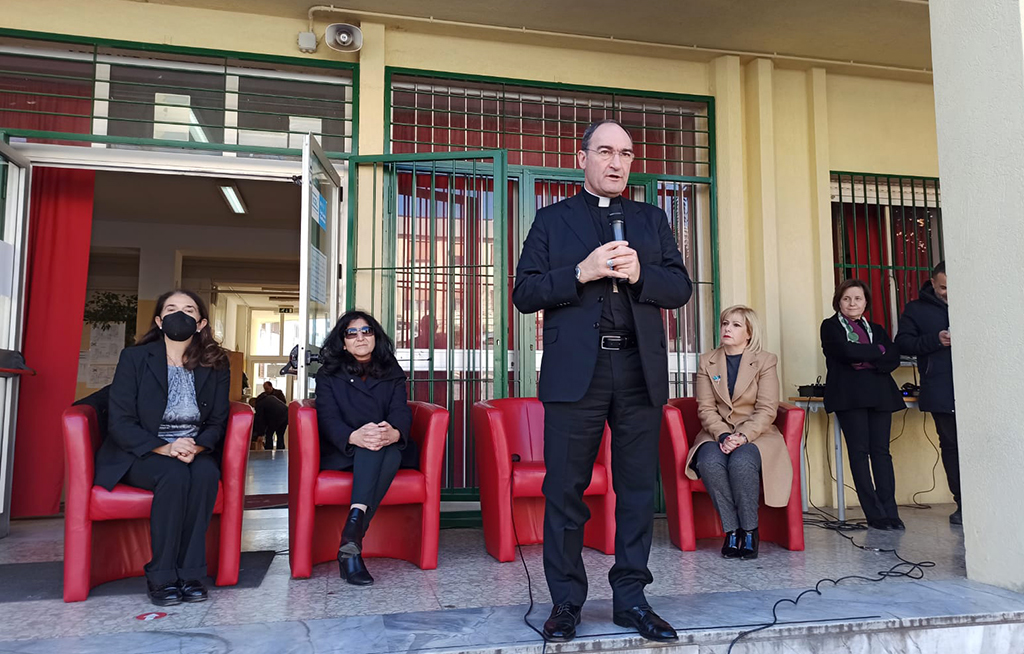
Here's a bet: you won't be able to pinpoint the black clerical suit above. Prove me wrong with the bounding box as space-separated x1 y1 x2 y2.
513 191 691 611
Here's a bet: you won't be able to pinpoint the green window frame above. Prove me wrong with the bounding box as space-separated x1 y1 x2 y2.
0 28 359 158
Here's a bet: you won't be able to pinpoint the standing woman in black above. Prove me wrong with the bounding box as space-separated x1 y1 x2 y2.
100 290 230 606
820 279 906 530
315 310 417 586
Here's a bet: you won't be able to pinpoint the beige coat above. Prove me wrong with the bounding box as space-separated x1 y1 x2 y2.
683 348 793 507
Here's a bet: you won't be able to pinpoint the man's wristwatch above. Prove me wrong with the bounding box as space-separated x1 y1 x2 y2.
574 265 582 281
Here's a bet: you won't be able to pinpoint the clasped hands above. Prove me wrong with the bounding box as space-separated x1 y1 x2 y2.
350 421 400 451
577 241 640 285
720 433 748 454
154 437 205 463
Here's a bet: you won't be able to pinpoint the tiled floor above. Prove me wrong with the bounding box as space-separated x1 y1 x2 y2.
1 503 1018 654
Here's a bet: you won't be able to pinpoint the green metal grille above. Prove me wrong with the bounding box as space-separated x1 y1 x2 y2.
389 72 710 177
0 35 354 156
347 151 509 489
831 172 943 333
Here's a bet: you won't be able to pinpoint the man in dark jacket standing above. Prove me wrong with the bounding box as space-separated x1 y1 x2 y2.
513 119 692 643
895 262 959 525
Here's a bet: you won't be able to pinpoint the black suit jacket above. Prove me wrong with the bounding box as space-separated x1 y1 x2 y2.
315 362 419 471
512 193 692 405
820 315 905 414
96 340 231 491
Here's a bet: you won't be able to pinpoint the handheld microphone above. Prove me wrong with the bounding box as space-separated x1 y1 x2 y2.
609 212 625 292
609 214 625 243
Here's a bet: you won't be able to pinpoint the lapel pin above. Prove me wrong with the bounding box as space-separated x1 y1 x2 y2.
712 375 721 382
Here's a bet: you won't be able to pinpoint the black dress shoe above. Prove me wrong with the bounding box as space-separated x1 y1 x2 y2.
739 527 759 560
147 581 182 607
721 530 743 558
339 507 366 557
949 507 963 526
542 602 582 642
888 517 906 530
338 553 374 585
178 579 208 602
612 605 678 642
867 519 891 530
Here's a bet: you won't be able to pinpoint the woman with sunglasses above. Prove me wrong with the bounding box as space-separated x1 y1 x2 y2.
315 310 417 585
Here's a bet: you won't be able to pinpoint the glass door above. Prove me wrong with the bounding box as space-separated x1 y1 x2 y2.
297 134 341 398
0 140 31 538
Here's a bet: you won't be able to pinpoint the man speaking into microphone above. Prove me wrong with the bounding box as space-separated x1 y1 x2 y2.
513 119 692 642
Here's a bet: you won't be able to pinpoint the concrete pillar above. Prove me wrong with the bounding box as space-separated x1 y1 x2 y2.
930 0 1024 591
743 58 782 361
709 56 749 310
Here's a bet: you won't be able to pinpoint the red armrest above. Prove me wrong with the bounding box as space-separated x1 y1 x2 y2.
221 402 253 506
409 401 449 494
63 405 100 520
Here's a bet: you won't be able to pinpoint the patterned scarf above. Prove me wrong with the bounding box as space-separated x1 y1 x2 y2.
838 314 873 344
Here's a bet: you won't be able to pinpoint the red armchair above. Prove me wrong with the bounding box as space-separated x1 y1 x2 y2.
660 398 805 552
472 398 616 562
287 399 448 578
62 402 253 602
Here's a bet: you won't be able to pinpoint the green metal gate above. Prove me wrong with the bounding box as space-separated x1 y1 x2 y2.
346 151 509 490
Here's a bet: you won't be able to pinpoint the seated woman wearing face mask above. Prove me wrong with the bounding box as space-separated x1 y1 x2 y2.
98 290 231 606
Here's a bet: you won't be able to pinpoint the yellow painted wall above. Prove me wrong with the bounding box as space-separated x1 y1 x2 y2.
827 74 940 176
4 0 951 509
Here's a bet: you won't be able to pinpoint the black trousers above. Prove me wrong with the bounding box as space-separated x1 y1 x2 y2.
265 422 287 449
123 452 220 585
542 348 661 612
932 412 961 506
345 444 402 524
835 409 898 522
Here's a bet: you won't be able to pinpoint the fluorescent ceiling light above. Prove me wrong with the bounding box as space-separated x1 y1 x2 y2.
219 184 247 214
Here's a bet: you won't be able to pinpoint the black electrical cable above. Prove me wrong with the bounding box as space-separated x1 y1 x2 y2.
730 411 939 653
824 413 859 495
508 454 552 652
910 412 940 509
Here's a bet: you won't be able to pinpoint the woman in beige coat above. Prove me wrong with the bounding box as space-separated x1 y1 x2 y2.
684 306 792 560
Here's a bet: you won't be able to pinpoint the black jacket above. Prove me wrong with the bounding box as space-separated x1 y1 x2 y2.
820 315 905 414
895 281 953 413
512 193 692 405
315 362 418 471
96 340 231 491
253 394 289 435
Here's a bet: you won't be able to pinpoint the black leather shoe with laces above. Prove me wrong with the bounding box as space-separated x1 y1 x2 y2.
178 579 208 602
542 602 582 642
612 604 678 642
147 581 182 607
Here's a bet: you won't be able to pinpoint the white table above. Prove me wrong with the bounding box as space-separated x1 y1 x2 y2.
788 396 918 522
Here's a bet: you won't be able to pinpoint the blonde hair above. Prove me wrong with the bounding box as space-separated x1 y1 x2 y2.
720 305 764 354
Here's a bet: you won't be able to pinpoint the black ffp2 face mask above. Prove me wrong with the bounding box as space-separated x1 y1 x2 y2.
160 311 199 342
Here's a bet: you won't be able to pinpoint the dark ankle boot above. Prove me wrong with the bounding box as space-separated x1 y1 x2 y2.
740 528 759 559
339 507 366 557
338 553 374 585
721 530 743 558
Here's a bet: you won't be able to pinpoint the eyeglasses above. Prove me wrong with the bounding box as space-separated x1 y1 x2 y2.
344 326 374 339
585 147 635 163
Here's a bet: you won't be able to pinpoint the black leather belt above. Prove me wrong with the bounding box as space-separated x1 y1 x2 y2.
599 334 637 350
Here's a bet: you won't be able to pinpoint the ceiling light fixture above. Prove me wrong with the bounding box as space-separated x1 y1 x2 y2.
219 183 247 214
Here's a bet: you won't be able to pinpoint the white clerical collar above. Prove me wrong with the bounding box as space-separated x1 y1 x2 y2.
583 186 612 208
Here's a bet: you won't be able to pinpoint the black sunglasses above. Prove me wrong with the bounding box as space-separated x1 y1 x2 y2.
344 326 374 339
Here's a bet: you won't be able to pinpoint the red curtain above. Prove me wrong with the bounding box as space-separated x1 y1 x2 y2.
11 168 95 517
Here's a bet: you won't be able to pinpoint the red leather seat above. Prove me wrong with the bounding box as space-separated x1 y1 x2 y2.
62 402 253 602
287 399 449 578
660 398 805 552
473 398 615 563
